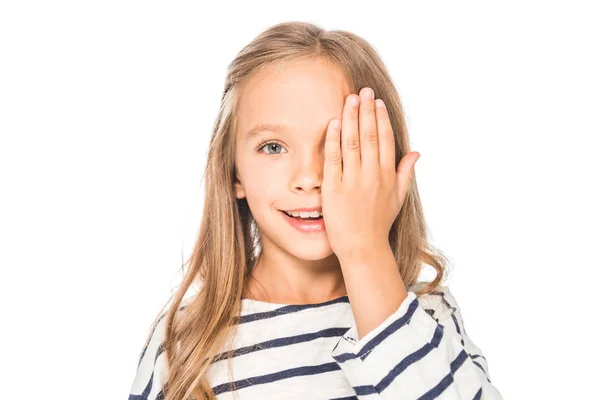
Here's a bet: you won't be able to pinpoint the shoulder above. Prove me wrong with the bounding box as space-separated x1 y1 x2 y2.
137 296 193 365
129 298 192 398
137 310 169 367
129 310 170 397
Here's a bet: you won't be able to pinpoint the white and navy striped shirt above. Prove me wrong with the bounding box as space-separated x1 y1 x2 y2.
128 283 503 399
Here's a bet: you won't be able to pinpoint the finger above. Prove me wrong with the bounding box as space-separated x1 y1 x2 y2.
374 98 396 178
323 118 342 186
396 152 420 195
358 87 380 178
341 93 361 183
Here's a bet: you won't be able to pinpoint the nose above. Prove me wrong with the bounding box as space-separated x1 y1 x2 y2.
289 153 323 193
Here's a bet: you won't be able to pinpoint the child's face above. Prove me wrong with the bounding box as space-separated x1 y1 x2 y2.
234 57 351 260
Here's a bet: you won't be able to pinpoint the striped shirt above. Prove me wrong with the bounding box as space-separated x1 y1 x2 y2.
128 283 503 399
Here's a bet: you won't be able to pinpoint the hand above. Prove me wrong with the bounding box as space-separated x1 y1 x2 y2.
322 87 420 261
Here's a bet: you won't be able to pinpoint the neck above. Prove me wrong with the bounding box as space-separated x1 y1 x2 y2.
243 251 347 305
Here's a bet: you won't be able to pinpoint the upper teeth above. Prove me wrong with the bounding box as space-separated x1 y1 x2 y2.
285 210 322 218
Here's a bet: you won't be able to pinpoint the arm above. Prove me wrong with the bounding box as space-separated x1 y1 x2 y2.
128 314 169 400
332 248 503 399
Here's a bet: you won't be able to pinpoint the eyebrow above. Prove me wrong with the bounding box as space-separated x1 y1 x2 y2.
244 123 290 140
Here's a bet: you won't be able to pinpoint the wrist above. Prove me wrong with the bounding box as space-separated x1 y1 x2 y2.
336 242 393 265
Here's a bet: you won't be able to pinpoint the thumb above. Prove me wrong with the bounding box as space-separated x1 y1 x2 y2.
396 152 420 199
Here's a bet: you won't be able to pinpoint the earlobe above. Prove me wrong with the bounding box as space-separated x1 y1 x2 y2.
234 164 246 199
234 179 246 199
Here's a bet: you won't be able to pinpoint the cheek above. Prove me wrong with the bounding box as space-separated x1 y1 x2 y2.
244 169 287 200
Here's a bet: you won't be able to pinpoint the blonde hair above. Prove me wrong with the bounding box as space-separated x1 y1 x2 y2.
145 20 452 400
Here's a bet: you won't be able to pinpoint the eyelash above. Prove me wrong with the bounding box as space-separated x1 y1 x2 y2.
255 138 288 155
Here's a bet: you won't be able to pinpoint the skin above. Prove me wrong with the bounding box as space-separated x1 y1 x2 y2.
234 56 421 327
234 57 351 305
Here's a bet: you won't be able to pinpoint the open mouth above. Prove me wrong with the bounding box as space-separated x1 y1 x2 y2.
279 210 323 220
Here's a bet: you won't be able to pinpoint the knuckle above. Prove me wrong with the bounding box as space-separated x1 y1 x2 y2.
327 151 342 164
365 130 379 143
370 175 383 187
346 137 360 150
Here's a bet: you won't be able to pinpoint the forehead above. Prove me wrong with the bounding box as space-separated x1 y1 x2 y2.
236 58 351 141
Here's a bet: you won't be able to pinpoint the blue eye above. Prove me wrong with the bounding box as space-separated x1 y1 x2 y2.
256 140 288 155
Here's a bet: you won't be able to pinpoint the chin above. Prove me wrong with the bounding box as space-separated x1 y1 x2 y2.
286 242 336 261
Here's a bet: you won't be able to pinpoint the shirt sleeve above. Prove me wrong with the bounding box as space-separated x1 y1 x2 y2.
128 313 169 400
331 285 504 400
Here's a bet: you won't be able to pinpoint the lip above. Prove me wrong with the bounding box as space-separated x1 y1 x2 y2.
282 206 322 213
279 210 325 233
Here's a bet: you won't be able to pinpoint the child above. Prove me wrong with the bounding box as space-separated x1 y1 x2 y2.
128 21 504 400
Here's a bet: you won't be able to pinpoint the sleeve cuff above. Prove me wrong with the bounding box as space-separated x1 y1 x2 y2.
332 291 439 359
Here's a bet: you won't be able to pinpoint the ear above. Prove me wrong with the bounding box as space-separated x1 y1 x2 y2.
234 174 246 199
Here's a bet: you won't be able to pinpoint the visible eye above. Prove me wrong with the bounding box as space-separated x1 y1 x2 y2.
255 140 288 155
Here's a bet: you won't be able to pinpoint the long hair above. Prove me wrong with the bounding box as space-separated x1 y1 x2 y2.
147 20 451 400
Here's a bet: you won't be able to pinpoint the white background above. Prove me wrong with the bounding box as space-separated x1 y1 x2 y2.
1 1 598 399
